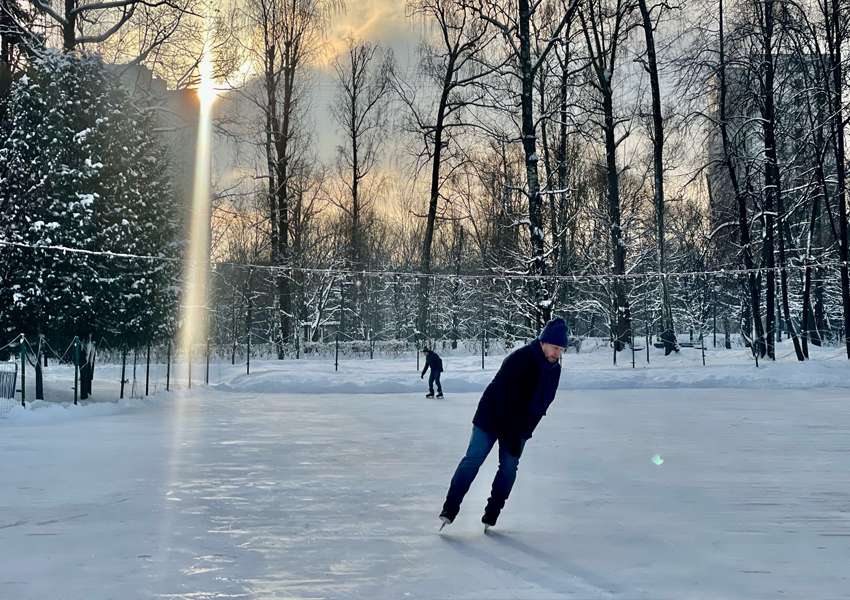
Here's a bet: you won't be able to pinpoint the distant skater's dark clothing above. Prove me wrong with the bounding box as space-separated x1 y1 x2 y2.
442 339 561 522
422 351 443 393
421 351 443 374
428 371 442 394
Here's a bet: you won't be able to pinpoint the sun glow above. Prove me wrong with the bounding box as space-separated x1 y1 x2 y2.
197 38 217 110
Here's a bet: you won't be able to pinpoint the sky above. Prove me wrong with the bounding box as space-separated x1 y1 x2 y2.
213 0 422 171
327 0 415 61
316 0 421 163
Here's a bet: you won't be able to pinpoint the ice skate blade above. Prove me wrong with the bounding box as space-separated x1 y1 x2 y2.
439 517 451 532
483 524 491 532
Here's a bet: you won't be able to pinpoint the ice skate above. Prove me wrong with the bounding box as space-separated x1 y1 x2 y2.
439 510 454 531
482 511 498 531
425 391 435 398
436 391 443 399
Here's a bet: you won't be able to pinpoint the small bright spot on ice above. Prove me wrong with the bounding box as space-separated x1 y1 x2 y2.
652 454 664 465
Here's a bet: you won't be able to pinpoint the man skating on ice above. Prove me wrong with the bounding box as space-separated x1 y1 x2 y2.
421 348 444 398
439 317 567 531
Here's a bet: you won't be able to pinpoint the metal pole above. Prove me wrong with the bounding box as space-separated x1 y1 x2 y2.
481 329 485 369
611 322 617 367
166 342 171 391
632 341 635 368
87 336 94 398
132 346 138 399
613 296 618 366
205 337 210 385
120 344 127 399
335 332 339 372
481 290 486 370
754 321 759 368
644 292 650 364
701 332 706 366
340 279 346 334
36 334 44 401
19 334 25 405
713 289 717 347
247 332 251 375
145 341 151 396
74 337 79 405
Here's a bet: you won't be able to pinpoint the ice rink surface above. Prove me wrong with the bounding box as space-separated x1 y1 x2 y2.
2 366 850 599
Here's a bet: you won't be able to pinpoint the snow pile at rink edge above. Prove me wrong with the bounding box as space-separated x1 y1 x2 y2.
4 351 850 425
214 354 850 395
1 389 182 426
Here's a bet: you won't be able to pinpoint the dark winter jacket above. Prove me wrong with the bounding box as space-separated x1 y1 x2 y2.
421 351 443 376
472 341 561 454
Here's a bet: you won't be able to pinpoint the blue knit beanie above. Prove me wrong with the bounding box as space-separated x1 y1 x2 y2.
539 317 569 347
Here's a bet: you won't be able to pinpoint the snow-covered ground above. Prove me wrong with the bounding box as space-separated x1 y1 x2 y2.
5 339 850 414
2 345 850 598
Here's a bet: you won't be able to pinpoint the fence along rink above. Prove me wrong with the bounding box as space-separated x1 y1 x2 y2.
0 330 846 416
2 237 847 360
1 261 848 413
205 264 847 358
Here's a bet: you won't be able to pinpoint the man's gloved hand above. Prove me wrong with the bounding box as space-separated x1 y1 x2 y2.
508 438 522 458
421 373 424 379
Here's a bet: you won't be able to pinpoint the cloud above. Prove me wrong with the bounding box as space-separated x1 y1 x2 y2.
327 0 414 60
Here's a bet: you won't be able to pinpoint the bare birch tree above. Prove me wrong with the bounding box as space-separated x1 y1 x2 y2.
397 0 494 341
231 0 338 353
578 0 637 350
330 35 391 335
468 0 579 332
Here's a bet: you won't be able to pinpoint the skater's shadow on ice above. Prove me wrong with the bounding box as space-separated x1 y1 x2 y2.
485 530 622 594
439 531 621 597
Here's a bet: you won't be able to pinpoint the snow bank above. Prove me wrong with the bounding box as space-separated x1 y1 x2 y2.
213 344 850 396
3 341 849 425
558 360 850 390
1 389 179 426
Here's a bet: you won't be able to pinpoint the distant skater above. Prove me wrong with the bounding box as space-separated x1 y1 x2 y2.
439 317 568 531
421 348 443 398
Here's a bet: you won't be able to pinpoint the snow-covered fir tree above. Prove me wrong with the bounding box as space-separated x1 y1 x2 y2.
0 51 182 347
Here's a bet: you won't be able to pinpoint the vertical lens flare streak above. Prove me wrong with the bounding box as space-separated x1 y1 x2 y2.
159 23 216 568
180 34 216 361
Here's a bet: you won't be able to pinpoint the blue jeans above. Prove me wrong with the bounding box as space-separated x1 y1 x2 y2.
429 371 442 393
442 426 526 520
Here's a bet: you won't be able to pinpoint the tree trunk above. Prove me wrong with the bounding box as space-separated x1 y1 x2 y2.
417 52 456 341
264 42 281 357
828 0 850 358
556 47 570 278
638 0 676 354
719 0 765 357
602 83 631 350
276 54 295 353
63 0 76 51
760 0 803 360
518 0 550 331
